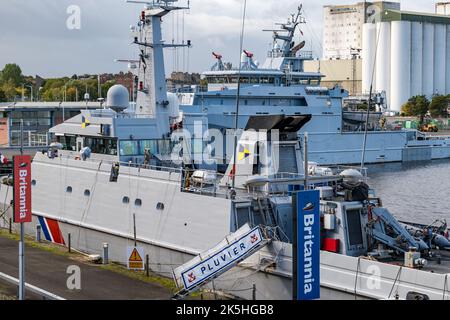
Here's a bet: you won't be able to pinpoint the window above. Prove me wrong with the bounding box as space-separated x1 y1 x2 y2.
66 186 73 193
58 136 77 151
140 140 158 155
85 137 118 155
119 140 139 156
156 202 164 210
122 196 130 204
135 199 142 207
84 189 90 197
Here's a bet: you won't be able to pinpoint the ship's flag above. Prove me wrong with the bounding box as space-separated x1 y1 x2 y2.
81 116 90 129
238 145 251 161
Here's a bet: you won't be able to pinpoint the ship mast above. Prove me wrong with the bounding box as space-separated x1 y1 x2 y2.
127 0 190 137
263 5 306 58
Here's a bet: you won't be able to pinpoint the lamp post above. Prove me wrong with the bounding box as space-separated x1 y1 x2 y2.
22 84 33 102
37 87 43 102
63 81 74 102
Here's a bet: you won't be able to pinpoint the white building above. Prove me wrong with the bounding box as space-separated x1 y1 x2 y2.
436 2 450 15
323 1 400 60
362 10 450 112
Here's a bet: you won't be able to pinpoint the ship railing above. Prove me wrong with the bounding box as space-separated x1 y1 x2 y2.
266 50 313 59
53 153 183 176
295 51 313 59
183 171 343 200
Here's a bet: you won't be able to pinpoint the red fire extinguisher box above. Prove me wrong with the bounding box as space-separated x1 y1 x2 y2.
322 238 340 253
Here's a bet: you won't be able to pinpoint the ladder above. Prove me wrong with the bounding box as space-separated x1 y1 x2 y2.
172 224 270 299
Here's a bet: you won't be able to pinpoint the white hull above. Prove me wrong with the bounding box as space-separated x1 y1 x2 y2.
2 152 449 300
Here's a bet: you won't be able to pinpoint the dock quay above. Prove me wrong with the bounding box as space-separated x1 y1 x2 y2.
0 229 174 300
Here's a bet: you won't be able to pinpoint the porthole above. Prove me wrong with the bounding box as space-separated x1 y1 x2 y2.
135 199 142 207
66 186 72 193
84 189 91 197
156 202 164 210
123 196 130 204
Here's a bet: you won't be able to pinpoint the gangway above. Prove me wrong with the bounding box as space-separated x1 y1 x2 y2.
172 224 270 299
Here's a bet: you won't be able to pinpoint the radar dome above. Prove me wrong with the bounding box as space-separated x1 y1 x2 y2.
106 85 130 112
340 169 363 183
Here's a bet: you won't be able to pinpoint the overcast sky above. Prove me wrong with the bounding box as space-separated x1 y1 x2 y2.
0 0 435 78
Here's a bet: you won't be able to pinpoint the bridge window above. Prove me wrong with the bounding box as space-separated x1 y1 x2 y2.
84 137 117 155
119 140 139 156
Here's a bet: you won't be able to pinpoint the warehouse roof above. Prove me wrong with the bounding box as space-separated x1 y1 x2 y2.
383 9 450 24
0 102 103 112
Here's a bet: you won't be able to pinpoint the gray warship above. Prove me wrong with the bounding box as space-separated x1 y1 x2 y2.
178 5 450 166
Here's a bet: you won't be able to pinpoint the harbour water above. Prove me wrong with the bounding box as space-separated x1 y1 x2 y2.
368 160 450 225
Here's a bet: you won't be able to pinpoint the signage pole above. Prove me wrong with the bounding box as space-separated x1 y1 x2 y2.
19 119 25 300
292 193 298 300
19 223 24 300
303 133 309 191
133 213 137 247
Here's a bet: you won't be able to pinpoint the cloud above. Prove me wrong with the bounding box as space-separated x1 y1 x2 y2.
0 0 436 77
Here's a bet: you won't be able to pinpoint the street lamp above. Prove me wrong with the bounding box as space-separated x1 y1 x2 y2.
37 87 43 102
64 82 70 102
22 84 33 102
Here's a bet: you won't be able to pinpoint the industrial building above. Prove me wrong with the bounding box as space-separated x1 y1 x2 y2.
0 102 101 147
304 59 362 95
362 9 450 112
436 2 450 15
323 1 400 60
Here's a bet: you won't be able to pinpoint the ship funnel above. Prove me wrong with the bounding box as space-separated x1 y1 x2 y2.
106 85 130 112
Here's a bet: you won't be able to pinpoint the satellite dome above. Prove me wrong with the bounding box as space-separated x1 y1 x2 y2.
106 85 130 112
340 169 363 183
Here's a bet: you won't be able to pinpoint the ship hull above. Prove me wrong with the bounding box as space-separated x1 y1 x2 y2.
182 109 450 166
0 206 363 300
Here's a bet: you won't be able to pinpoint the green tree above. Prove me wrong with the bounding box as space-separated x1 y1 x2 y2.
401 95 430 123
1 79 18 101
429 95 449 118
101 80 116 98
1 63 23 87
0 89 6 102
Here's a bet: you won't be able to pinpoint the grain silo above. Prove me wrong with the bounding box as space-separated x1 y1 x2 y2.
362 10 450 112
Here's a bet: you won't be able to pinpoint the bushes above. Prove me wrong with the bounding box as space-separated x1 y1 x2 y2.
401 95 450 119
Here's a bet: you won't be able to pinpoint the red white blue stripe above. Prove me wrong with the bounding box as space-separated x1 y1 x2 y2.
38 216 65 245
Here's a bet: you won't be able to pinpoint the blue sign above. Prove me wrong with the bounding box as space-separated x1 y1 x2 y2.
296 190 320 300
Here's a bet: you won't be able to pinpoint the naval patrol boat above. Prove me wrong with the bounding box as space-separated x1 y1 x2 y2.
2 0 450 300
178 6 450 166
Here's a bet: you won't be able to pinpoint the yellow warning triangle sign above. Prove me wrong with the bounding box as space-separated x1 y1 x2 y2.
129 248 143 262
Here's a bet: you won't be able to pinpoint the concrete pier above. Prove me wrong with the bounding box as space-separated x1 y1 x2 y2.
0 233 173 300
